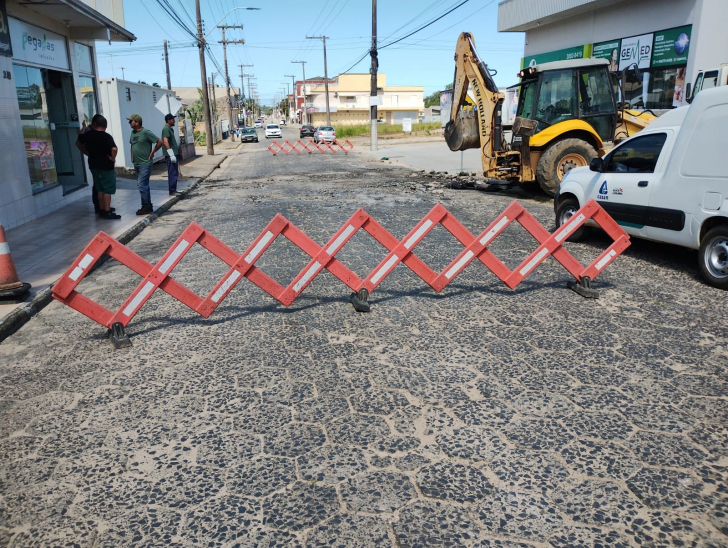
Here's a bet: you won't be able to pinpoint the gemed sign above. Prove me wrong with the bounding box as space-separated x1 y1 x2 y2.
619 33 653 71
9 17 68 70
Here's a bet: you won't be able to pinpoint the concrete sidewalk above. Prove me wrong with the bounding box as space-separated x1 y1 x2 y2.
0 141 239 333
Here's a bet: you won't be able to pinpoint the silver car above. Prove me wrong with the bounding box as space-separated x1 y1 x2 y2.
313 126 336 144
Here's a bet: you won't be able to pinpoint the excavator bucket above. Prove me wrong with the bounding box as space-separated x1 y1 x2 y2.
444 111 480 151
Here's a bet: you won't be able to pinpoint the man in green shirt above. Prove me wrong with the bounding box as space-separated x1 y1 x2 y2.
127 114 163 215
161 114 181 196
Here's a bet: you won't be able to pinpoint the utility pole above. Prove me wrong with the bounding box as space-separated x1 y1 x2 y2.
163 40 172 114
210 72 218 123
292 60 307 124
306 36 330 126
246 76 256 118
284 73 296 123
370 0 378 151
239 63 253 125
281 82 290 123
195 0 214 155
218 25 244 139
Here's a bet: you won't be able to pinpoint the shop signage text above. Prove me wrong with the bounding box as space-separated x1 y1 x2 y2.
652 25 691 67
9 17 68 70
619 33 653 71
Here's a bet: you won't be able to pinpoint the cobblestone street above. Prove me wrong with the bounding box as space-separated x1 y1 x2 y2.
1 141 727 547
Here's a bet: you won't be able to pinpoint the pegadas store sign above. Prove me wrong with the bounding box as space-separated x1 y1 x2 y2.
9 17 69 70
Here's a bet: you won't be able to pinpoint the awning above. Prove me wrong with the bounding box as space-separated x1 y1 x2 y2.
21 0 136 42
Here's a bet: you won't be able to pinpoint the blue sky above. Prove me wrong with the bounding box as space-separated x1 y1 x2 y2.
96 0 525 105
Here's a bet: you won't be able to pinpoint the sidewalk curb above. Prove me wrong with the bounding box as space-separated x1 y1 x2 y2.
0 156 226 344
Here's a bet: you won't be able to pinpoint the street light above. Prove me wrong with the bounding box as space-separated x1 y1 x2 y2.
205 7 260 38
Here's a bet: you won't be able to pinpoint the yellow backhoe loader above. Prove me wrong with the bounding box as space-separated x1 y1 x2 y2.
445 32 655 196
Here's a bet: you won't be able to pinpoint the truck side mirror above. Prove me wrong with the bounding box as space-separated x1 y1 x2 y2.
589 157 603 172
685 82 693 104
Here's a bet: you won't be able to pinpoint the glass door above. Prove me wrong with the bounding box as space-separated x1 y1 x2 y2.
14 64 59 193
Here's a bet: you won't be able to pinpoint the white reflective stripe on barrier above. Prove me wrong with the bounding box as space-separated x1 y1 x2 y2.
326 225 355 255
554 214 586 243
519 247 550 276
445 250 475 280
69 253 95 281
371 254 399 284
122 281 155 317
480 216 509 246
211 270 241 303
245 231 274 264
294 261 321 292
596 249 617 271
404 219 433 250
159 240 190 274
0 242 10 255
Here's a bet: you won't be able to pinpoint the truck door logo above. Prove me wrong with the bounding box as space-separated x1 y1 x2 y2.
598 181 609 200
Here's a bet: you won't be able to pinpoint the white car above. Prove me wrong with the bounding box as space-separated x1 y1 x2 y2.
555 85 728 288
254 120 263 128
265 124 282 139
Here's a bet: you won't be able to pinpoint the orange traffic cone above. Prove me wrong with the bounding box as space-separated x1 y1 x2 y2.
0 224 31 301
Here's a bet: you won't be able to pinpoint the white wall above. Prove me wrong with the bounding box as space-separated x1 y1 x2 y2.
99 79 178 169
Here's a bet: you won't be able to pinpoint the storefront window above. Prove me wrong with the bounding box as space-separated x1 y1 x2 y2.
78 76 97 124
622 67 686 110
14 65 58 192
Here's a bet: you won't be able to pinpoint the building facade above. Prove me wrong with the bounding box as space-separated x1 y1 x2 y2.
0 0 134 229
304 73 424 126
498 0 728 110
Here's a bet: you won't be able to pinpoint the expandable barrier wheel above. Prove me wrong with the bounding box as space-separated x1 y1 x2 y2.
52 199 629 347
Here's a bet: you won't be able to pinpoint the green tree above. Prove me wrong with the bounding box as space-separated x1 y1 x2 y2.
424 90 441 107
152 83 161 88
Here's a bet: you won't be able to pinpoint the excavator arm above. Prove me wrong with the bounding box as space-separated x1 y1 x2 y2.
444 33 506 176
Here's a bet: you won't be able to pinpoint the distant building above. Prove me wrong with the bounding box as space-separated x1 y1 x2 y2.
302 73 424 126
498 0 728 110
1 0 134 229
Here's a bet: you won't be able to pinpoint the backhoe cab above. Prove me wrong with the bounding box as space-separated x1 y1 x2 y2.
445 32 654 196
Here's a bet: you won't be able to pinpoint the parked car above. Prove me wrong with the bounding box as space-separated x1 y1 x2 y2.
555 86 728 288
300 125 316 138
313 126 336 144
254 120 263 128
239 127 259 143
265 124 282 139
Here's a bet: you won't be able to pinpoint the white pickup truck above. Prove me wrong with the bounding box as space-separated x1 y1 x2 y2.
554 85 728 288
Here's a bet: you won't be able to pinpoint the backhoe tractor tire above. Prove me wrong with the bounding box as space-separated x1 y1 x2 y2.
698 225 728 289
536 138 597 197
555 197 587 242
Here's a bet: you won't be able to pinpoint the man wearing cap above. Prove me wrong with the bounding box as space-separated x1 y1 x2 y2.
127 114 163 215
161 114 181 197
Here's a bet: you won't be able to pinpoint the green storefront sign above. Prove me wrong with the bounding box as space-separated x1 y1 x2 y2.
652 25 691 67
592 39 620 71
522 45 590 69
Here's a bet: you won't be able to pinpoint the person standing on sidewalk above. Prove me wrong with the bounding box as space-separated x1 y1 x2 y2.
161 114 181 197
127 114 163 215
75 114 105 216
77 115 121 219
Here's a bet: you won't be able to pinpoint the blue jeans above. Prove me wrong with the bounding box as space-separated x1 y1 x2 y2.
165 157 179 192
135 165 152 207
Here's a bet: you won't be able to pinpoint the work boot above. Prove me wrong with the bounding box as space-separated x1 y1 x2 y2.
169 191 182 197
101 210 121 220
136 205 153 215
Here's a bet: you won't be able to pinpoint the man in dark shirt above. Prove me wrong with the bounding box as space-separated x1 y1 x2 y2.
76 114 104 215
77 115 121 219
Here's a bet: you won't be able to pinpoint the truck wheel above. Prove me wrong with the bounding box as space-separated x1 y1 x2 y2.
555 197 587 242
699 226 728 289
537 138 597 197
